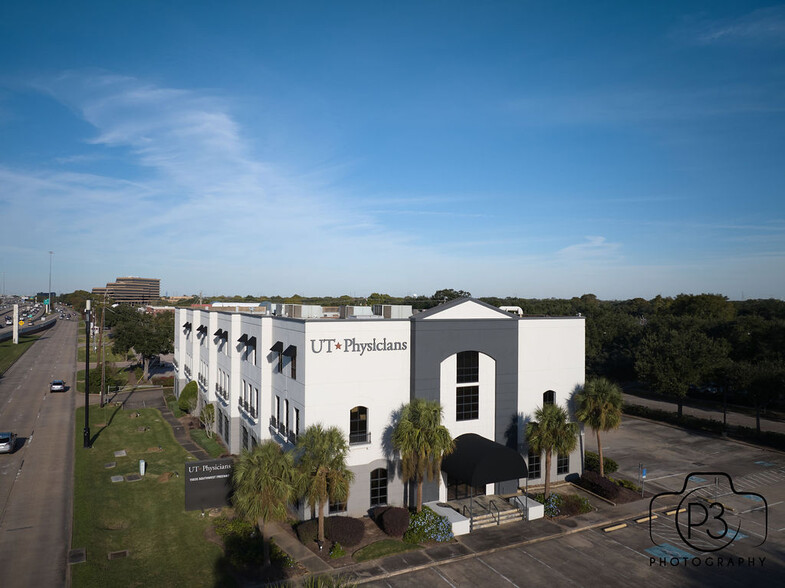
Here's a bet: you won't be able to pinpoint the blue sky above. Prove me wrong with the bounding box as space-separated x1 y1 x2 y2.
1 1 784 300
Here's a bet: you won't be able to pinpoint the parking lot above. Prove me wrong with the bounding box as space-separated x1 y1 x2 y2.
362 417 785 587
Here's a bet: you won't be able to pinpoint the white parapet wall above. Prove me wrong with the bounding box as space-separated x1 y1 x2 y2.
424 501 471 537
508 495 544 521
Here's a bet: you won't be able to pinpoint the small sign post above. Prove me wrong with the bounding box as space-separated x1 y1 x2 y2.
641 467 647 497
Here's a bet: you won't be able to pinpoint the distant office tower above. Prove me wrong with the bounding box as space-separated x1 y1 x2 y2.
92 277 161 305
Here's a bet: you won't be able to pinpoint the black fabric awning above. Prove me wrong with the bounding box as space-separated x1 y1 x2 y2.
237 334 248 344
197 325 207 333
270 341 283 353
283 345 297 358
183 322 192 330
441 433 527 487
246 336 257 347
214 329 223 337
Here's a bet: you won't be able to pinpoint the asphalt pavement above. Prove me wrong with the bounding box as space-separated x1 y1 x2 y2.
0 317 77 588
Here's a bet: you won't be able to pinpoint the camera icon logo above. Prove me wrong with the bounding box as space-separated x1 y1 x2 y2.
649 471 767 553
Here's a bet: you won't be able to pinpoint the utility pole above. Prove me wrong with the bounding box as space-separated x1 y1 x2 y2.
48 251 54 314
99 292 106 408
84 300 92 448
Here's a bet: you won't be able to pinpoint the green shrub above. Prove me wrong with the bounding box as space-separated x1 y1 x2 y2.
533 493 561 517
329 542 346 559
178 381 198 413
559 494 593 516
296 519 318 544
584 451 618 474
325 516 365 547
612 477 641 492
403 507 453 544
380 506 410 537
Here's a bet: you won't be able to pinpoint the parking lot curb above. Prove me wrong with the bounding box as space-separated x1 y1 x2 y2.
347 503 679 585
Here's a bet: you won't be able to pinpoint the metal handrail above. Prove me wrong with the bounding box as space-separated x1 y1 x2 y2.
489 499 500 525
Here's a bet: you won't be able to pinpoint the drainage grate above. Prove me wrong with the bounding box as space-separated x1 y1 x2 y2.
108 550 129 560
69 548 86 564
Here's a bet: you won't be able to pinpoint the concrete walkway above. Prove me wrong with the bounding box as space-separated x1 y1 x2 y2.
267 522 333 574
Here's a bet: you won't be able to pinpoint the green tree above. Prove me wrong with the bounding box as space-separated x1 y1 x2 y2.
433 289 471 303
574 378 623 477
526 403 579 496
635 325 729 417
392 398 455 512
232 441 298 567
296 425 354 543
200 403 215 437
178 381 198 413
112 310 174 380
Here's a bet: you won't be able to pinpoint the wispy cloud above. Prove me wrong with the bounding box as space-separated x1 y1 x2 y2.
556 236 623 263
684 7 785 46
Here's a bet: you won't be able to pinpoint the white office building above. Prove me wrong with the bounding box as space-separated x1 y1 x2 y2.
174 298 585 517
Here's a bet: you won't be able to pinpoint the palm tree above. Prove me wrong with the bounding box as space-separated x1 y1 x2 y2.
526 403 578 496
392 398 454 512
232 440 298 567
574 377 623 477
296 424 355 543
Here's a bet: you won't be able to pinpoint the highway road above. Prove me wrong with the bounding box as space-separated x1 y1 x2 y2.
0 317 76 587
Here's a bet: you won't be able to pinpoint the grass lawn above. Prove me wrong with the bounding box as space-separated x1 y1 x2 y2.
72 405 228 587
190 429 227 458
77 344 128 363
0 334 39 375
352 539 421 562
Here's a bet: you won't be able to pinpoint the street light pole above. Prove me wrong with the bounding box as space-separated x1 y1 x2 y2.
84 300 92 448
48 251 54 314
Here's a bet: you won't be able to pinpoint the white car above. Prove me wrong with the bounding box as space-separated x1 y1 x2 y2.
50 380 66 392
0 432 16 454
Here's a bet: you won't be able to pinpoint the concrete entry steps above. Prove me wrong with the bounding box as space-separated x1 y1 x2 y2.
443 494 524 530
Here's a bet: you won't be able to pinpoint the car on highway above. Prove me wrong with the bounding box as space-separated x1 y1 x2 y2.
0 432 17 454
50 380 66 392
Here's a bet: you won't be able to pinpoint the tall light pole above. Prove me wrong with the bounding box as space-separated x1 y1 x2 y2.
48 251 54 314
84 300 92 448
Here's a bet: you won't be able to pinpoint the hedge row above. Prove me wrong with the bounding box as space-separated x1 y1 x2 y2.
623 404 785 451
584 451 618 474
295 516 365 547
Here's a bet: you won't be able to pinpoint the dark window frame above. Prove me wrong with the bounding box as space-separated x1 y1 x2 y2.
528 451 541 479
370 468 388 507
349 406 369 444
456 385 479 421
557 453 569 475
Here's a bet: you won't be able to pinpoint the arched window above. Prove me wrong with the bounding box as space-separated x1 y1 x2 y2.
543 390 555 405
349 406 369 444
370 468 388 506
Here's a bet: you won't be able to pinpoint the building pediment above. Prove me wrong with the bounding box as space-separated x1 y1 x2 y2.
415 298 515 321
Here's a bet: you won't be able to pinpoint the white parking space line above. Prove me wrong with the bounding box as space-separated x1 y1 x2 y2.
477 557 520 587
431 568 458 588
518 548 582 586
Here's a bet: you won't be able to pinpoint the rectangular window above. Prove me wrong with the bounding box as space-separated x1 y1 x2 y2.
528 452 541 479
278 352 283 373
275 396 281 427
294 408 300 437
456 350 479 384
242 427 249 451
329 499 347 513
284 399 289 434
370 469 388 507
290 353 297 380
456 386 479 421
557 453 569 475
217 410 223 436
